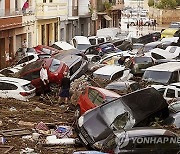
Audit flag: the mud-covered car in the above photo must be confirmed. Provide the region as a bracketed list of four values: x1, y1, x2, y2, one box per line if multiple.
[76, 87, 169, 149]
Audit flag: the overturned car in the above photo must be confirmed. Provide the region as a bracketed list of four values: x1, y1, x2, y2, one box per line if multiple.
[76, 87, 169, 150]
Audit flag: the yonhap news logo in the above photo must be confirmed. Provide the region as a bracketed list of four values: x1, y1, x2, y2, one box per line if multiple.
[132, 136, 180, 144]
[116, 136, 180, 148]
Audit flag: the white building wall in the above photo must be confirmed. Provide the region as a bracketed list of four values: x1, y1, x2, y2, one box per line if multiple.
[78, 0, 89, 15]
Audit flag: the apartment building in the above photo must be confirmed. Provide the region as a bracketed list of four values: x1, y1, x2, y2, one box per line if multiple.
[0, 0, 36, 69]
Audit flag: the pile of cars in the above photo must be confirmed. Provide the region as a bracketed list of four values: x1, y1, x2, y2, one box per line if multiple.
[0, 28, 180, 153]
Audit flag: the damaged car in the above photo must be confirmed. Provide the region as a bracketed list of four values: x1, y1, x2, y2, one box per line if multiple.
[58, 55, 88, 81]
[17, 58, 68, 93]
[102, 128, 180, 153]
[75, 86, 120, 118]
[77, 87, 169, 149]
[0, 77, 36, 101]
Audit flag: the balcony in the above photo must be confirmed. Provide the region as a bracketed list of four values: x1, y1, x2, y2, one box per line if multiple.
[78, 0, 90, 16]
[36, 3, 67, 19]
[0, 16, 22, 31]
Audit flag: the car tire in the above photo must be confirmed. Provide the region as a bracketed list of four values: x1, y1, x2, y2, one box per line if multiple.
[75, 105, 81, 119]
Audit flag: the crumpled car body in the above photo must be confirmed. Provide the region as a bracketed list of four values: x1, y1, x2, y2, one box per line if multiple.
[151, 46, 180, 60]
[76, 87, 169, 149]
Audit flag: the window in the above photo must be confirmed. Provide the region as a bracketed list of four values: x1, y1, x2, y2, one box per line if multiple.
[22, 71, 40, 81]
[88, 88, 99, 102]
[49, 0, 53, 2]
[49, 59, 60, 72]
[169, 46, 177, 53]
[43, 0, 46, 3]
[70, 61, 82, 76]
[166, 89, 175, 98]
[89, 39, 96, 45]
[178, 91, 180, 97]
[94, 94, 104, 106]
[157, 88, 166, 95]
[98, 38, 105, 44]
[17, 55, 34, 65]
[0, 82, 17, 90]
[22, 83, 35, 91]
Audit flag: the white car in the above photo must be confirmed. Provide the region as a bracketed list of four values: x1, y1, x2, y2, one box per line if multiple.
[152, 83, 180, 102]
[0, 66, 22, 77]
[0, 77, 36, 101]
[93, 65, 125, 80]
[51, 41, 75, 50]
[71, 36, 91, 52]
[151, 46, 180, 60]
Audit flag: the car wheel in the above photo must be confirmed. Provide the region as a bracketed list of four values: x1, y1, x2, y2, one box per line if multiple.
[75, 105, 81, 118]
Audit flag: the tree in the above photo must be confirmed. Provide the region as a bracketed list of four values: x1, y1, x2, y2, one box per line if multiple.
[148, 0, 154, 7]
[176, 0, 180, 5]
[157, 0, 177, 9]
[103, 1, 112, 15]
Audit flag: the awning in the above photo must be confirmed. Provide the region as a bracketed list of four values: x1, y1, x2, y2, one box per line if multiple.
[103, 15, 112, 21]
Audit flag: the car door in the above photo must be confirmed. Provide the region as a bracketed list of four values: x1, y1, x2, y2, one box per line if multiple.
[0, 82, 18, 99]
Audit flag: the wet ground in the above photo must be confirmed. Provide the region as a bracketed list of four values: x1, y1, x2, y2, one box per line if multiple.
[0, 75, 179, 154]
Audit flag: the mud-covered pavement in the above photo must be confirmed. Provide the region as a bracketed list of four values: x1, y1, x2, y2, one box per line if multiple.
[0, 75, 179, 154]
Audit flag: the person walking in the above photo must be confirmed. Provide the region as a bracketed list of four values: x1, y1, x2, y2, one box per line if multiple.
[59, 72, 71, 104]
[40, 62, 50, 98]
[22, 39, 28, 57]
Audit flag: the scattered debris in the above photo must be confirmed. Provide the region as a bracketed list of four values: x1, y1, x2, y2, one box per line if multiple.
[18, 121, 35, 127]
[0, 128, 31, 137]
[9, 107, 17, 112]
[32, 107, 43, 112]
[46, 135, 75, 145]
[20, 147, 37, 154]
[0, 121, 3, 127]
[0, 145, 14, 154]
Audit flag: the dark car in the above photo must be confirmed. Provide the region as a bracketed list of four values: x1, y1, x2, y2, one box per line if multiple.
[77, 87, 169, 149]
[17, 58, 68, 93]
[57, 55, 88, 81]
[125, 56, 154, 75]
[133, 32, 161, 44]
[112, 40, 133, 51]
[102, 128, 180, 154]
[105, 80, 141, 94]
[85, 43, 121, 56]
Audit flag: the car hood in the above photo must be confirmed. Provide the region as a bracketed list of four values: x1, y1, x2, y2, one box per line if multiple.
[93, 65, 125, 79]
[83, 111, 113, 143]
[151, 48, 180, 60]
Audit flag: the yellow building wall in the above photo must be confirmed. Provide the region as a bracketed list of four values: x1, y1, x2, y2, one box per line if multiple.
[36, 18, 59, 45]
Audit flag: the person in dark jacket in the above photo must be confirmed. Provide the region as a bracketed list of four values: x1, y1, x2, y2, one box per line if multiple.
[59, 72, 71, 104]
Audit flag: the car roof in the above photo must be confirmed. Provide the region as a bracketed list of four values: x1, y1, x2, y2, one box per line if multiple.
[53, 41, 75, 50]
[88, 86, 120, 98]
[120, 87, 168, 123]
[73, 36, 90, 44]
[93, 65, 125, 76]
[170, 82, 180, 87]
[0, 77, 30, 85]
[146, 62, 180, 72]
[60, 55, 82, 67]
[114, 127, 176, 138]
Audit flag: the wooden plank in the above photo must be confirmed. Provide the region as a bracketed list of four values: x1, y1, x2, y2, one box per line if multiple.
[0, 129, 31, 137]
[0, 145, 14, 154]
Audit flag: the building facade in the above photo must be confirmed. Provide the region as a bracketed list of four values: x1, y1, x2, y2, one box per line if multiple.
[0, 0, 36, 69]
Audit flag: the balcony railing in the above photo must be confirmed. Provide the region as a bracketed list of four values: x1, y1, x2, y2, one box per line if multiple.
[0, 7, 35, 17]
[36, 3, 67, 19]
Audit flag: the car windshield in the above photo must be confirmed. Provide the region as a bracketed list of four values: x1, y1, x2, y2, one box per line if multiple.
[143, 70, 172, 84]
[101, 99, 131, 130]
[42, 48, 52, 55]
[22, 83, 35, 91]
[134, 57, 152, 63]
[49, 59, 61, 72]
[77, 44, 91, 50]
